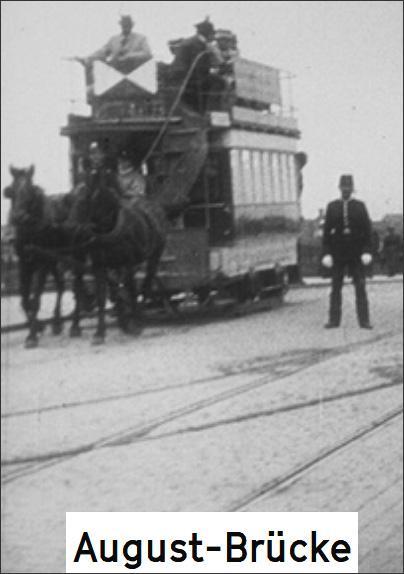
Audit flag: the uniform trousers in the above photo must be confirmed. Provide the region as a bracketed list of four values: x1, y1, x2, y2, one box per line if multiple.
[329, 258, 370, 326]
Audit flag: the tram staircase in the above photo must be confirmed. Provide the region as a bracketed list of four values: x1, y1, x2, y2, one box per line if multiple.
[145, 105, 210, 294]
[146, 53, 214, 215]
[147, 105, 209, 216]
[135, 53, 213, 293]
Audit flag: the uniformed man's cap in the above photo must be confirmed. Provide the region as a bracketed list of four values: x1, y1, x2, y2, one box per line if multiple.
[120, 15, 134, 27]
[215, 29, 235, 40]
[339, 174, 354, 190]
[195, 18, 215, 39]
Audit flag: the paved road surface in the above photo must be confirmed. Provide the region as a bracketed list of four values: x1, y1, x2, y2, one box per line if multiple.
[1, 281, 402, 573]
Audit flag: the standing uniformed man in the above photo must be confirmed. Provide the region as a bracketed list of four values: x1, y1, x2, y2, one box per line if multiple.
[169, 18, 224, 111]
[322, 174, 374, 329]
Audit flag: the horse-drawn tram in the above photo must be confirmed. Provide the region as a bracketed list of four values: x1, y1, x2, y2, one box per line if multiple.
[61, 27, 307, 310]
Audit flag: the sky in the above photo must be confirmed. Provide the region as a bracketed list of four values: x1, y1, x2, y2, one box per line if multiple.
[1, 0, 403, 224]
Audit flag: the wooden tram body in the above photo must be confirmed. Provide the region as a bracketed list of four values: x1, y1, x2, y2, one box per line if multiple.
[61, 39, 306, 305]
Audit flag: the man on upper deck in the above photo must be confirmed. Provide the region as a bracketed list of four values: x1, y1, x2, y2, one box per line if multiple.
[169, 18, 225, 111]
[81, 15, 152, 75]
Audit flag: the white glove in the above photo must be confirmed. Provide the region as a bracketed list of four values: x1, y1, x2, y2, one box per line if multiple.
[321, 254, 333, 268]
[361, 253, 373, 266]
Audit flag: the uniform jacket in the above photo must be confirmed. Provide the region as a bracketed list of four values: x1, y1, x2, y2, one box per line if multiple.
[170, 35, 223, 85]
[322, 198, 372, 261]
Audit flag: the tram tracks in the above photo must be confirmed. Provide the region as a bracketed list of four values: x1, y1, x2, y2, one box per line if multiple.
[2, 332, 402, 485]
[145, 379, 402, 441]
[2, 383, 401, 488]
[227, 405, 403, 511]
[2, 329, 399, 420]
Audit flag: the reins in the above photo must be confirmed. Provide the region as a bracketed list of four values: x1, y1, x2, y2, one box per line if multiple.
[141, 49, 209, 165]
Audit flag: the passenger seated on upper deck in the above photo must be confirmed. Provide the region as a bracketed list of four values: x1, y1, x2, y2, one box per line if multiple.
[79, 15, 152, 75]
[169, 18, 226, 112]
[215, 29, 239, 65]
[214, 29, 239, 93]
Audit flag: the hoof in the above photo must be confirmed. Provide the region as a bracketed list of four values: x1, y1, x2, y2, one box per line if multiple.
[125, 322, 143, 336]
[25, 337, 38, 349]
[92, 334, 105, 345]
[69, 325, 82, 338]
[52, 323, 63, 335]
[36, 322, 45, 334]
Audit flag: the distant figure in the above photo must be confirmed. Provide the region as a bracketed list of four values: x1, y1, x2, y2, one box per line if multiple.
[116, 151, 146, 208]
[169, 17, 224, 111]
[322, 174, 374, 329]
[382, 226, 402, 276]
[80, 15, 152, 75]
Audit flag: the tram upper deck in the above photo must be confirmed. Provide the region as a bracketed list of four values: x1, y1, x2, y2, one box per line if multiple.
[61, 32, 306, 257]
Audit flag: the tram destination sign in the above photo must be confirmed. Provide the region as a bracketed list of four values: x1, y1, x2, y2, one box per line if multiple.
[234, 58, 281, 105]
[93, 99, 165, 121]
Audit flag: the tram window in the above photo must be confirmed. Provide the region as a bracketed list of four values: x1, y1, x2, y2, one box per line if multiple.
[280, 153, 290, 202]
[252, 151, 264, 204]
[285, 153, 295, 202]
[272, 152, 281, 203]
[250, 151, 256, 204]
[236, 149, 244, 204]
[241, 149, 252, 205]
[288, 154, 298, 202]
[230, 149, 242, 205]
[262, 151, 272, 203]
[259, 152, 267, 204]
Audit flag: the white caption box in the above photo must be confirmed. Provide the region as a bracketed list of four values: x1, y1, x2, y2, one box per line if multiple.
[66, 511, 358, 573]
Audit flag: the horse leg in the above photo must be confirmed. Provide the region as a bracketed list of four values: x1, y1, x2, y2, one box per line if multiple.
[25, 267, 47, 348]
[19, 262, 33, 321]
[142, 243, 164, 301]
[51, 265, 64, 335]
[107, 269, 121, 318]
[70, 263, 84, 338]
[124, 267, 140, 335]
[92, 266, 107, 345]
[110, 270, 130, 332]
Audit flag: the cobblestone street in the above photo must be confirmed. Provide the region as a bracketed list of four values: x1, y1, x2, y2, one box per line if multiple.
[1, 280, 403, 573]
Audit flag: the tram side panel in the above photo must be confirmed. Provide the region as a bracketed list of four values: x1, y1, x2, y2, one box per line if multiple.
[157, 137, 302, 298]
[210, 131, 302, 288]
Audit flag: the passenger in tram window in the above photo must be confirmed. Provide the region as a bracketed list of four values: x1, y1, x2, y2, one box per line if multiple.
[116, 150, 146, 208]
[78, 15, 152, 75]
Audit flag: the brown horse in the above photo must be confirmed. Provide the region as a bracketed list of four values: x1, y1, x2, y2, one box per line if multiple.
[3, 166, 71, 347]
[67, 166, 166, 344]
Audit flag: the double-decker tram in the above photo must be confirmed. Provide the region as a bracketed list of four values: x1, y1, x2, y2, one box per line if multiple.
[61, 27, 307, 309]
